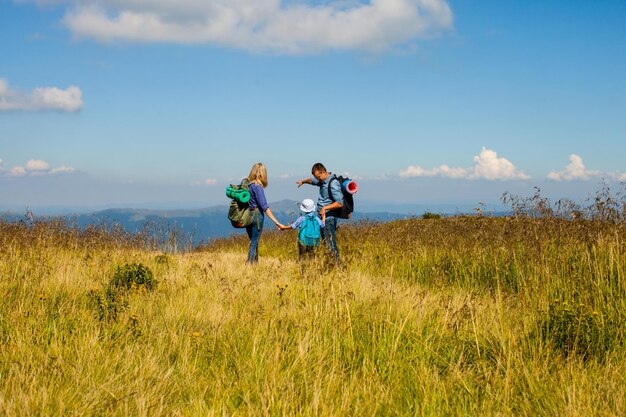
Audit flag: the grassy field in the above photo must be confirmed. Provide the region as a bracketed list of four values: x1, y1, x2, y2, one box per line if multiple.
[1, 210, 625, 415]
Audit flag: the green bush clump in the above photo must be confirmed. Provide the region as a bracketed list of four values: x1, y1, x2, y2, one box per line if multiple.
[422, 212, 442, 219]
[87, 263, 156, 322]
[538, 300, 613, 360]
[154, 254, 171, 265]
[110, 263, 156, 291]
[87, 287, 126, 322]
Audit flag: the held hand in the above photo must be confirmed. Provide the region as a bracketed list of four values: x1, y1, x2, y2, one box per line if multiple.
[296, 180, 304, 188]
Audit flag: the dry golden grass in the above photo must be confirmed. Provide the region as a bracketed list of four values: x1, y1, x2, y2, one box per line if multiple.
[1, 215, 625, 416]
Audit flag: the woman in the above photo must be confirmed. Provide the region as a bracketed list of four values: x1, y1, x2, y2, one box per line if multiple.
[244, 162, 283, 264]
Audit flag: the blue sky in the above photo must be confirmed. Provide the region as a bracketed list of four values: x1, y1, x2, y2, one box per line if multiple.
[1, 0, 625, 212]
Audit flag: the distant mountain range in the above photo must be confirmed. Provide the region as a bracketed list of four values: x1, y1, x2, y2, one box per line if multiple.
[1, 199, 410, 245]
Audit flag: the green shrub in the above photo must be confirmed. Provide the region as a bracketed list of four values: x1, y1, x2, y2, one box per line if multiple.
[538, 300, 613, 360]
[87, 287, 126, 322]
[422, 212, 442, 220]
[154, 254, 171, 265]
[110, 263, 156, 291]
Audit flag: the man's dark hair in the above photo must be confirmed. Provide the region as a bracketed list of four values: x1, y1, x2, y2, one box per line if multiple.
[311, 163, 327, 174]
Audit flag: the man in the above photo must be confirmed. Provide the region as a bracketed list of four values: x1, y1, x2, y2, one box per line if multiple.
[296, 163, 343, 263]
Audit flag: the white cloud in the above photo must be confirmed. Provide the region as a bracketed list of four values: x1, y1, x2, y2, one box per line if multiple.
[471, 148, 531, 180]
[547, 154, 626, 182]
[192, 178, 218, 186]
[50, 166, 76, 174]
[9, 167, 27, 177]
[400, 147, 530, 181]
[22, 0, 453, 54]
[547, 154, 601, 181]
[400, 164, 476, 179]
[0, 78, 83, 112]
[1, 158, 76, 178]
[25, 159, 50, 171]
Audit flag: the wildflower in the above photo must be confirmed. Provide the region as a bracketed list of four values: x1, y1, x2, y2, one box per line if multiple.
[38, 293, 47, 301]
[191, 331, 201, 338]
[275, 283, 288, 296]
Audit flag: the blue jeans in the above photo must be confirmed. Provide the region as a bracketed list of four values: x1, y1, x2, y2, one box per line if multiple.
[245, 211, 264, 264]
[321, 216, 340, 264]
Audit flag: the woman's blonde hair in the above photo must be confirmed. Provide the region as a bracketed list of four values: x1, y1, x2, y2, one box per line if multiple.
[247, 162, 268, 188]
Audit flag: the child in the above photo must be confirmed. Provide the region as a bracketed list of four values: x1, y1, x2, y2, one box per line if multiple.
[279, 199, 325, 260]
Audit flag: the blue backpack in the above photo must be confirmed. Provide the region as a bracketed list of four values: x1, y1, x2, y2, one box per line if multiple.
[298, 213, 321, 247]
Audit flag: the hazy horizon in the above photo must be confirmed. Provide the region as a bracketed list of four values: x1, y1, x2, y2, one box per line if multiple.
[1, 178, 619, 217]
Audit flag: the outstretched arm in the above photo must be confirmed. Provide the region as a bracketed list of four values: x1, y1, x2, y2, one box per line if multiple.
[264, 207, 283, 228]
[296, 178, 313, 188]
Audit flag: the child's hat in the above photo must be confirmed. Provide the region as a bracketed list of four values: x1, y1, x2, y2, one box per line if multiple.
[300, 199, 316, 213]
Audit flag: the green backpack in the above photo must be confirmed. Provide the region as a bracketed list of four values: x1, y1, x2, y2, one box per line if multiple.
[226, 179, 255, 228]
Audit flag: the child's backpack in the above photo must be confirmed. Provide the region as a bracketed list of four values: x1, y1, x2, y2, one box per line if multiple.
[328, 175, 355, 219]
[226, 179, 254, 228]
[298, 213, 321, 247]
